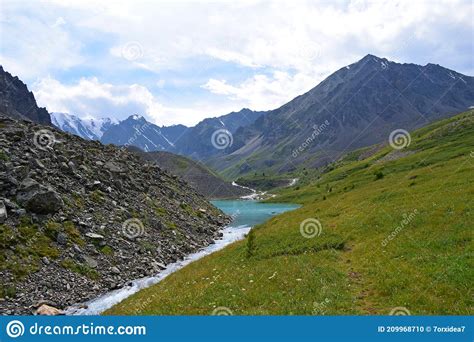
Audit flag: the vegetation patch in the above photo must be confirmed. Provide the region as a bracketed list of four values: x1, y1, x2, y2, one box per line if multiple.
[100, 245, 114, 255]
[0, 221, 59, 279]
[0, 150, 9, 161]
[90, 190, 105, 203]
[61, 258, 99, 279]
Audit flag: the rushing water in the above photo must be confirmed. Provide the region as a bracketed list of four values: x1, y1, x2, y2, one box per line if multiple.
[66, 200, 299, 315]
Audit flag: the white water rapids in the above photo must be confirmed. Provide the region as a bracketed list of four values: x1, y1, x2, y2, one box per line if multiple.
[65, 224, 250, 315]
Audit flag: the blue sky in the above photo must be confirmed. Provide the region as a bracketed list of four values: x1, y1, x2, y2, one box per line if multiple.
[1, 0, 472, 126]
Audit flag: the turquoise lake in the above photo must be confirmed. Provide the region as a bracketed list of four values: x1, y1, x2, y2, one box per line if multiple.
[211, 200, 300, 228]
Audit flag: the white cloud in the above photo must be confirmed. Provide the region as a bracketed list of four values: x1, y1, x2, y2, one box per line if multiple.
[33, 77, 164, 122]
[205, 48, 261, 68]
[33, 77, 234, 126]
[51, 17, 67, 28]
[2, 0, 473, 123]
[16, 0, 471, 74]
[0, 4, 83, 80]
[202, 71, 322, 111]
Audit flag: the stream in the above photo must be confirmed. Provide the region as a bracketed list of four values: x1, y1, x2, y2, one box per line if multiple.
[66, 199, 299, 315]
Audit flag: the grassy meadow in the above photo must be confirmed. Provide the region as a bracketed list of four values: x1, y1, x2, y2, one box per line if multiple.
[106, 111, 473, 315]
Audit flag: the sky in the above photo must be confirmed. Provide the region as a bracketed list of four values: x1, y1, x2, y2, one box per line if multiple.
[0, 0, 473, 126]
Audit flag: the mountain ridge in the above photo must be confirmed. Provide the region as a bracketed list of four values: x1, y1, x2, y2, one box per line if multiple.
[127, 149, 252, 199]
[209, 54, 474, 177]
[51, 112, 118, 140]
[3, 55, 473, 180]
[100, 115, 187, 152]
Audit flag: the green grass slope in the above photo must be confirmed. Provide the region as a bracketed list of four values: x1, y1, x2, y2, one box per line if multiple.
[106, 111, 474, 315]
[129, 150, 252, 199]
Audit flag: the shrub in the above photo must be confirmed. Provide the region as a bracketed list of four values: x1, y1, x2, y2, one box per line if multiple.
[90, 190, 104, 203]
[374, 170, 384, 180]
[61, 258, 99, 279]
[0, 150, 8, 161]
[245, 229, 256, 258]
[100, 245, 114, 255]
[0, 285, 16, 298]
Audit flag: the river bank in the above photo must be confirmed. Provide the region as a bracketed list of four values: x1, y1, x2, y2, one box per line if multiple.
[66, 200, 299, 315]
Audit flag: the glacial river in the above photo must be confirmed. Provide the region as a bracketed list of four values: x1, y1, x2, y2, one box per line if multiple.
[66, 200, 299, 315]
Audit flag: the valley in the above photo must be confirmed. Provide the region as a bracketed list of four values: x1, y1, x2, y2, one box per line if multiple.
[106, 110, 473, 315]
[0, 54, 472, 316]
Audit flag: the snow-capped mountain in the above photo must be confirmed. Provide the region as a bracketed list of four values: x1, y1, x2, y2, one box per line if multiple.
[100, 115, 188, 152]
[50, 112, 118, 140]
[81, 116, 118, 139]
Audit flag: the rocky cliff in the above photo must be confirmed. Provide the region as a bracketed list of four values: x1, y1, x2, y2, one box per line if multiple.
[0, 66, 51, 125]
[0, 114, 229, 314]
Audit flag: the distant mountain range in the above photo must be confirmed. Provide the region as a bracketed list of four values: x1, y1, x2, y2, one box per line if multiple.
[2, 54, 473, 179]
[169, 108, 265, 160]
[50, 108, 264, 156]
[51, 112, 118, 140]
[101, 115, 187, 152]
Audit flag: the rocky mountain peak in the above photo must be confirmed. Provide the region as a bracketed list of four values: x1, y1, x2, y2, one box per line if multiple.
[213, 56, 474, 177]
[0, 66, 51, 125]
[127, 114, 146, 122]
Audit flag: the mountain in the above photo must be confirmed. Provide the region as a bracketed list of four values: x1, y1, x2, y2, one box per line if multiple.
[107, 109, 474, 315]
[0, 66, 51, 125]
[128, 149, 252, 199]
[200, 108, 266, 134]
[80, 116, 118, 139]
[210, 54, 474, 177]
[174, 108, 265, 160]
[97, 108, 263, 158]
[51, 112, 118, 140]
[0, 113, 229, 314]
[157, 123, 189, 145]
[100, 115, 188, 152]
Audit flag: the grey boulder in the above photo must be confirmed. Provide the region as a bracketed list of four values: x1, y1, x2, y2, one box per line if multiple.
[16, 178, 63, 214]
